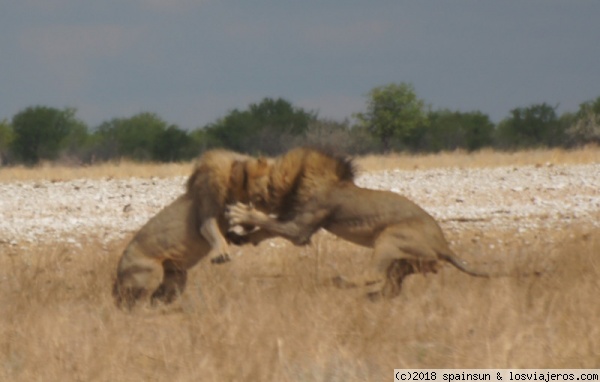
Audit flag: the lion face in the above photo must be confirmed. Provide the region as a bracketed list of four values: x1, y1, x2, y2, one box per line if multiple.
[245, 157, 272, 211]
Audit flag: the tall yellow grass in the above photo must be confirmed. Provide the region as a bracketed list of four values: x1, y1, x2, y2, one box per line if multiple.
[1, 146, 598, 182]
[1, 226, 598, 381]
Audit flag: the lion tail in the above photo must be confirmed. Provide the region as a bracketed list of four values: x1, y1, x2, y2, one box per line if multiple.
[440, 252, 545, 278]
[439, 252, 491, 278]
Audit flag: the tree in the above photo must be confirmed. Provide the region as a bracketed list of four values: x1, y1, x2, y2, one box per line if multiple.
[354, 83, 427, 151]
[188, 127, 223, 153]
[94, 112, 168, 161]
[204, 109, 256, 153]
[495, 103, 565, 149]
[60, 117, 90, 163]
[203, 98, 317, 155]
[152, 126, 197, 162]
[566, 96, 600, 145]
[0, 119, 14, 165]
[11, 106, 87, 164]
[417, 109, 494, 152]
[579, 96, 600, 115]
[248, 98, 314, 136]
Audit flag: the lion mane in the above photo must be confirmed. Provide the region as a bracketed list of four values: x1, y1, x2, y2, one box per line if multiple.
[257, 147, 355, 221]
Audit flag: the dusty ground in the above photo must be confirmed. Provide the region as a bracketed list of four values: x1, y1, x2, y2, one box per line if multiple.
[1, 162, 598, 245]
[1, 154, 599, 381]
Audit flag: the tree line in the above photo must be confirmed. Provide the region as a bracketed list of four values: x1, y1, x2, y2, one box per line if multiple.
[1, 83, 599, 166]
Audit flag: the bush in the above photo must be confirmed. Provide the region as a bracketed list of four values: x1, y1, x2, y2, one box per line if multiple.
[494, 103, 566, 149]
[413, 109, 494, 152]
[566, 97, 600, 146]
[11, 106, 88, 165]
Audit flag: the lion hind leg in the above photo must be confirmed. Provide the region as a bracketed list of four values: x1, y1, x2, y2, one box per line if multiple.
[201, 217, 231, 264]
[369, 259, 419, 300]
[366, 239, 411, 300]
[341, 233, 433, 300]
[151, 260, 188, 305]
[331, 240, 397, 296]
[113, 248, 163, 310]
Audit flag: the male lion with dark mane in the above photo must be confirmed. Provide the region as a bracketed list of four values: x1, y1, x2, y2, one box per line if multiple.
[226, 147, 493, 299]
[112, 150, 270, 309]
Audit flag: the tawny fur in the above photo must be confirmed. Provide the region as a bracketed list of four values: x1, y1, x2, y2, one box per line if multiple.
[113, 151, 271, 309]
[186, 149, 270, 264]
[227, 147, 491, 299]
[113, 194, 208, 309]
[248, 147, 355, 221]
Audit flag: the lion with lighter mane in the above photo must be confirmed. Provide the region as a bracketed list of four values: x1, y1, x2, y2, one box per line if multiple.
[112, 150, 270, 309]
[186, 149, 271, 264]
[226, 147, 494, 299]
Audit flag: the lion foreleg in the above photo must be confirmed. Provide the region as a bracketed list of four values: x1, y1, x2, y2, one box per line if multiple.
[200, 217, 231, 264]
[226, 202, 271, 227]
[230, 228, 279, 246]
[226, 202, 325, 246]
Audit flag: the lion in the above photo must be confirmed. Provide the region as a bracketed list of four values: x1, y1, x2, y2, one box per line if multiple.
[226, 147, 494, 299]
[113, 194, 207, 309]
[113, 152, 271, 309]
[186, 149, 271, 264]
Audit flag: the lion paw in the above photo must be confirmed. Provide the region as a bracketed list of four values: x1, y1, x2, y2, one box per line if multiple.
[210, 253, 231, 265]
[226, 231, 250, 245]
[225, 202, 251, 226]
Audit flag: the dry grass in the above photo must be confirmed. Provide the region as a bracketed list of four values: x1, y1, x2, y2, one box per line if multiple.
[1, 146, 598, 182]
[0, 160, 193, 182]
[1, 224, 599, 381]
[357, 146, 600, 172]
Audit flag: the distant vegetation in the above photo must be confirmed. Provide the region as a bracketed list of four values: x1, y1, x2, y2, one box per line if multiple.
[1, 83, 599, 165]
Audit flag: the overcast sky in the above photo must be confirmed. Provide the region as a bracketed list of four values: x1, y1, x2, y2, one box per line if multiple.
[2, 1, 599, 130]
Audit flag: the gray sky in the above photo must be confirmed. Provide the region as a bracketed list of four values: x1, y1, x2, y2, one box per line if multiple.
[2, 1, 599, 130]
